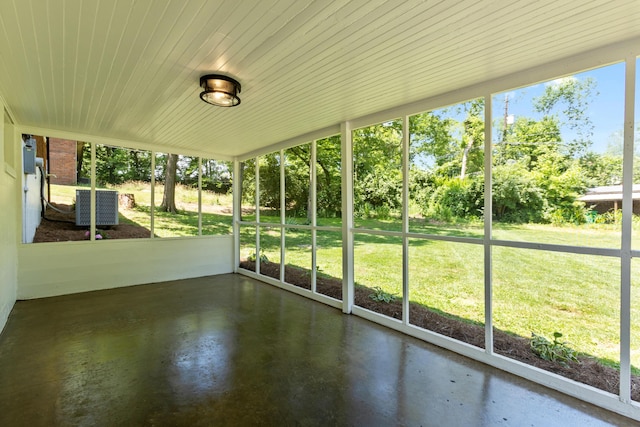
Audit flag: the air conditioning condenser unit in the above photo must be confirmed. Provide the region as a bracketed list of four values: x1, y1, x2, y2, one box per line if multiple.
[75, 190, 119, 226]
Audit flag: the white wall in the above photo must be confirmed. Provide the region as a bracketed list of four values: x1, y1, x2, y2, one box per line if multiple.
[0, 109, 18, 334]
[21, 164, 42, 243]
[17, 235, 233, 299]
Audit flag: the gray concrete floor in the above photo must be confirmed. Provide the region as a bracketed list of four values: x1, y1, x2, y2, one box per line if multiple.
[0, 274, 634, 426]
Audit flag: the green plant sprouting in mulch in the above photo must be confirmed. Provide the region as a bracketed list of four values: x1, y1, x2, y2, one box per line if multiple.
[531, 331, 580, 366]
[369, 286, 397, 303]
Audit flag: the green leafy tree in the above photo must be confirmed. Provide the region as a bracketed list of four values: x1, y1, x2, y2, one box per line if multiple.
[533, 76, 597, 157]
[458, 99, 485, 179]
[409, 99, 484, 179]
[495, 117, 562, 169]
[284, 145, 312, 219]
[316, 136, 342, 218]
[258, 153, 281, 212]
[353, 120, 403, 217]
[492, 163, 545, 222]
[201, 159, 232, 193]
[579, 152, 622, 187]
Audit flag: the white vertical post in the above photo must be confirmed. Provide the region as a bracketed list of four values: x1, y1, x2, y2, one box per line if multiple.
[311, 140, 318, 293]
[150, 152, 155, 238]
[484, 95, 494, 353]
[233, 159, 241, 272]
[90, 143, 96, 241]
[341, 121, 354, 313]
[620, 56, 635, 403]
[255, 157, 261, 276]
[280, 149, 286, 283]
[198, 157, 202, 236]
[402, 115, 410, 325]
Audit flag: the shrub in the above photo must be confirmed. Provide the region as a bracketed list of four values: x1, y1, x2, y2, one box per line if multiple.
[530, 332, 579, 366]
[492, 164, 545, 223]
[369, 287, 397, 303]
[419, 176, 483, 221]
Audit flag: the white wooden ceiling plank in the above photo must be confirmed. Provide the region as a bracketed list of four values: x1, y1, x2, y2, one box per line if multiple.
[79, 1, 127, 130]
[20, 0, 54, 124]
[43, 0, 67, 126]
[231, 0, 384, 75]
[3, 0, 640, 157]
[94, 0, 166, 130]
[210, 0, 325, 81]
[130, 1, 316, 139]
[89, 0, 192, 131]
[239, 0, 478, 107]
[101, 1, 217, 131]
[67, 0, 90, 127]
[135, 1, 350, 142]
[0, 1, 35, 122]
[122, 1, 246, 137]
[241, 0, 624, 122]
[239, 0, 409, 90]
[89, 1, 210, 133]
[0, 0, 46, 121]
[73, 1, 107, 131]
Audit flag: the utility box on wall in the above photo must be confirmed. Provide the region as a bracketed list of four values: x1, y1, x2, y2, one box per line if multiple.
[75, 190, 119, 226]
[23, 145, 36, 174]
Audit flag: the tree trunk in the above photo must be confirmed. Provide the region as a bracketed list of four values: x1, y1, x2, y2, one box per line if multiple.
[76, 142, 85, 183]
[460, 137, 473, 180]
[160, 153, 178, 213]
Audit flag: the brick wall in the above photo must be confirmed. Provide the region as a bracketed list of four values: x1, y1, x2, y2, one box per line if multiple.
[48, 138, 77, 185]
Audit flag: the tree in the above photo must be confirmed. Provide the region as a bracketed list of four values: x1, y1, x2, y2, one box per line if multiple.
[533, 76, 597, 157]
[492, 163, 545, 222]
[409, 99, 484, 179]
[494, 116, 562, 170]
[316, 136, 342, 217]
[353, 120, 403, 217]
[459, 99, 484, 179]
[258, 153, 281, 211]
[159, 153, 178, 213]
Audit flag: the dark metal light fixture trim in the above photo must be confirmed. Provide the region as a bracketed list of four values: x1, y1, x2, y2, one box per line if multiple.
[199, 74, 241, 107]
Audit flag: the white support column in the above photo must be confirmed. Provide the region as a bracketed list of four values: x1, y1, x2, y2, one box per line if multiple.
[311, 140, 318, 293]
[90, 143, 96, 241]
[341, 121, 354, 314]
[232, 159, 241, 272]
[484, 94, 494, 353]
[197, 157, 202, 236]
[619, 56, 635, 403]
[402, 115, 410, 325]
[150, 152, 156, 238]
[280, 149, 286, 283]
[255, 157, 261, 276]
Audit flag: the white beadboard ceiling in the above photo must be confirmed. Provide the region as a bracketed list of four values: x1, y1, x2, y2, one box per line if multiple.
[1, 0, 640, 159]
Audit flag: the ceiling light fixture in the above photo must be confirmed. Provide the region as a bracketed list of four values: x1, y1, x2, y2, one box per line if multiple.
[199, 74, 241, 107]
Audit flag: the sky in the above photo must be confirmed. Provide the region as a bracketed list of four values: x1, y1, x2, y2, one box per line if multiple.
[491, 61, 629, 154]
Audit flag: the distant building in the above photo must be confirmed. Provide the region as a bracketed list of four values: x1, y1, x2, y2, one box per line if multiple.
[578, 184, 640, 215]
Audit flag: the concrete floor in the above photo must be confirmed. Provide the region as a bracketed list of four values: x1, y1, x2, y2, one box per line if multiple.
[0, 274, 634, 426]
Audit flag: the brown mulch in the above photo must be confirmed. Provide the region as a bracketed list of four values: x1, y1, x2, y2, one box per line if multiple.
[33, 203, 151, 242]
[240, 260, 640, 401]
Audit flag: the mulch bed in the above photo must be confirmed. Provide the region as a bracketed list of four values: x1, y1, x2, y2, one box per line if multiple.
[240, 260, 640, 401]
[33, 203, 151, 242]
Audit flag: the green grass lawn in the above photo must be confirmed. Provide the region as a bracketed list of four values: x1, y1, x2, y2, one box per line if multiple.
[252, 220, 640, 374]
[49, 183, 640, 372]
[49, 182, 233, 236]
